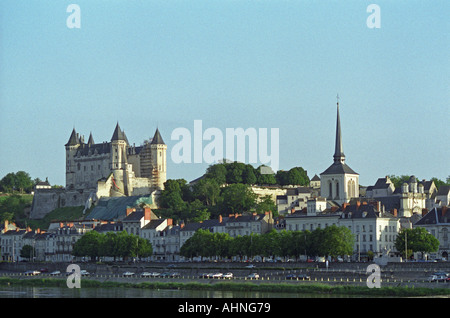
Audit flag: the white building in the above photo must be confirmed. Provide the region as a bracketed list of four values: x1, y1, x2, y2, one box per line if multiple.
[414, 206, 450, 260]
[285, 201, 400, 260]
[320, 100, 359, 205]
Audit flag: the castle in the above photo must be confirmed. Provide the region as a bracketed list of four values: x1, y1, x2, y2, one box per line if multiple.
[30, 124, 166, 219]
[65, 123, 166, 195]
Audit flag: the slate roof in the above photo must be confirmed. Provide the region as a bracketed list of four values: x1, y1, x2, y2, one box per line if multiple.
[86, 195, 153, 221]
[437, 185, 450, 196]
[111, 123, 129, 143]
[415, 207, 450, 225]
[65, 128, 80, 146]
[151, 128, 165, 145]
[321, 162, 358, 175]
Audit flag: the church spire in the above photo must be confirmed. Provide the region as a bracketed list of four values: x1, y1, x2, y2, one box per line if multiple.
[333, 95, 345, 164]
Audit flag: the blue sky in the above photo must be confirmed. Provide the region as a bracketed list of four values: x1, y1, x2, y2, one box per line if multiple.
[1, 0, 449, 187]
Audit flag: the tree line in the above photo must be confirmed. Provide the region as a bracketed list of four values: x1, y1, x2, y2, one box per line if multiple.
[180, 226, 355, 261]
[0, 171, 63, 194]
[72, 230, 153, 261]
[156, 162, 310, 223]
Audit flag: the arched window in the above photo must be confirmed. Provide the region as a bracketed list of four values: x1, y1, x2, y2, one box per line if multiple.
[336, 182, 340, 199]
[328, 182, 332, 199]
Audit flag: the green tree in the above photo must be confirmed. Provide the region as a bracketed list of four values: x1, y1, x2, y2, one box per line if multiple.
[220, 183, 257, 214]
[158, 179, 187, 211]
[193, 178, 220, 206]
[205, 163, 227, 185]
[256, 165, 277, 185]
[225, 162, 245, 184]
[287, 167, 309, 186]
[256, 195, 277, 217]
[275, 170, 290, 186]
[242, 164, 257, 185]
[72, 231, 103, 261]
[395, 227, 440, 259]
[20, 244, 35, 260]
[321, 225, 354, 258]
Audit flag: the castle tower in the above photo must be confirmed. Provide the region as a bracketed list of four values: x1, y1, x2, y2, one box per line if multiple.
[110, 123, 128, 170]
[110, 123, 129, 195]
[65, 128, 81, 189]
[150, 128, 167, 190]
[320, 97, 359, 205]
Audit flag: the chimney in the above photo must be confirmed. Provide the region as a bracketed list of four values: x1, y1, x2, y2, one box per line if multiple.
[26, 226, 31, 232]
[4, 220, 8, 231]
[144, 207, 152, 222]
[37, 228, 41, 234]
[356, 201, 361, 208]
[442, 206, 448, 217]
[60, 222, 64, 228]
[422, 209, 428, 217]
[291, 207, 295, 214]
[218, 215, 223, 223]
[362, 201, 367, 205]
[393, 209, 397, 217]
[342, 202, 349, 210]
[167, 218, 173, 226]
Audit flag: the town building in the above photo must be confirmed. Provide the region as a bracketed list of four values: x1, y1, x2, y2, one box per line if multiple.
[414, 206, 450, 260]
[276, 187, 317, 215]
[285, 200, 400, 260]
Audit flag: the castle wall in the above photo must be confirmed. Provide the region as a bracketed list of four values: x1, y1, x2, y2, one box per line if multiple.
[30, 188, 92, 219]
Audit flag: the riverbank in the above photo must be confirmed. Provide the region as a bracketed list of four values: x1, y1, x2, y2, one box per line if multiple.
[0, 276, 449, 298]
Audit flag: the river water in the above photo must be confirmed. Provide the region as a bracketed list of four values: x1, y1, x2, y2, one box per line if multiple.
[0, 286, 359, 298]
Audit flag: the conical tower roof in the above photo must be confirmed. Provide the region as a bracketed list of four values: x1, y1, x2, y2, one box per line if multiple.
[150, 128, 165, 145]
[87, 132, 94, 146]
[333, 101, 345, 164]
[65, 128, 79, 146]
[111, 123, 128, 143]
[321, 98, 358, 176]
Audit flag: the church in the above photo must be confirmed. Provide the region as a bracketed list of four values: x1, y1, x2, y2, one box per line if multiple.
[320, 99, 359, 205]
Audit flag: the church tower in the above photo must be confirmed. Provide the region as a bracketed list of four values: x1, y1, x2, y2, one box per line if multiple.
[320, 97, 359, 205]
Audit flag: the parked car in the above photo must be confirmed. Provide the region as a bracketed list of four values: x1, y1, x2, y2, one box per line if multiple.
[212, 273, 223, 279]
[140, 272, 152, 277]
[222, 273, 233, 279]
[50, 270, 61, 276]
[80, 270, 90, 276]
[247, 273, 259, 279]
[23, 270, 39, 276]
[285, 274, 297, 280]
[170, 272, 180, 278]
[123, 271, 135, 277]
[245, 264, 256, 269]
[297, 274, 311, 280]
[150, 272, 161, 277]
[39, 268, 49, 273]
